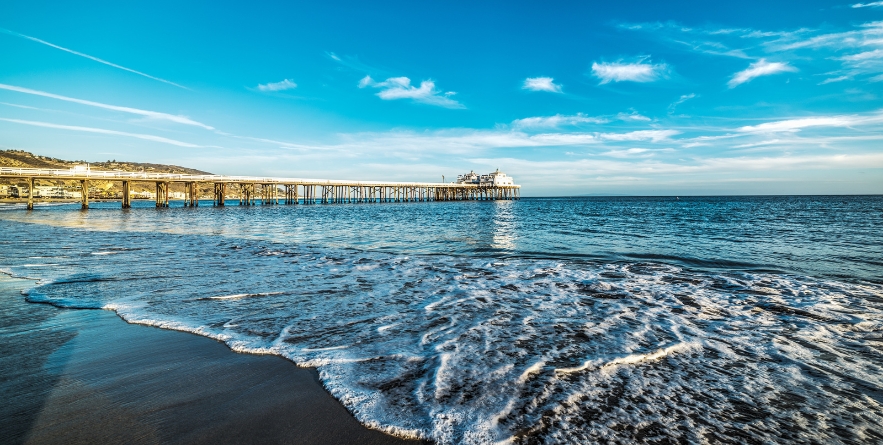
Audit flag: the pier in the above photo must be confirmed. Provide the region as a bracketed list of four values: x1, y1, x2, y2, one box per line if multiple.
[0, 167, 520, 210]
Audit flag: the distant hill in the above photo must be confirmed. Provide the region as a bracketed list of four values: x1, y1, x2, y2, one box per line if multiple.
[0, 150, 215, 198]
[0, 150, 213, 175]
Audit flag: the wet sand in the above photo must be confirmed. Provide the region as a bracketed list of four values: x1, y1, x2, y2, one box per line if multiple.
[0, 276, 427, 445]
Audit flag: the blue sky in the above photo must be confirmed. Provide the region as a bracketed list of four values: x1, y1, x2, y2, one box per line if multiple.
[1, 0, 882, 195]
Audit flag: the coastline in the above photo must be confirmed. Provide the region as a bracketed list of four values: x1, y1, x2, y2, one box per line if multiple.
[0, 275, 428, 445]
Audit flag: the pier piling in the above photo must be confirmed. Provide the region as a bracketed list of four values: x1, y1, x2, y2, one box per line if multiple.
[122, 181, 130, 208]
[27, 177, 34, 210]
[80, 179, 89, 209]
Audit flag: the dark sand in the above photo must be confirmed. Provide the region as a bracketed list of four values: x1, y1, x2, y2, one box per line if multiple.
[0, 276, 427, 445]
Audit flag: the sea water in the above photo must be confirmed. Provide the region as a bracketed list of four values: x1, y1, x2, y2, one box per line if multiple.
[1, 196, 881, 444]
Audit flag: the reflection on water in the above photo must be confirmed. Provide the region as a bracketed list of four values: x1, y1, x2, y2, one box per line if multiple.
[491, 200, 516, 251]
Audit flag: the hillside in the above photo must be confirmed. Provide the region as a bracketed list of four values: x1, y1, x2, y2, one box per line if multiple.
[0, 150, 213, 175]
[0, 150, 215, 198]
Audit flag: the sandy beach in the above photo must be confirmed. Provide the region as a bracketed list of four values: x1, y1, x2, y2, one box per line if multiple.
[0, 276, 427, 445]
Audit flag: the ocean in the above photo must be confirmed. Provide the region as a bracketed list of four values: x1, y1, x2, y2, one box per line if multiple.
[1, 196, 881, 444]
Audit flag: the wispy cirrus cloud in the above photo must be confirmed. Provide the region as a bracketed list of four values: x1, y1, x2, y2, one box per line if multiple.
[600, 148, 653, 158]
[257, 79, 297, 92]
[737, 111, 883, 133]
[326, 52, 389, 75]
[522, 77, 563, 93]
[771, 22, 883, 51]
[599, 129, 679, 142]
[620, 20, 883, 83]
[591, 59, 668, 84]
[841, 49, 883, 62]
[619, 21, 802, 40]
[838, 48, 883, 77]
[0, 118, 204, 147]
[819, 75, 850, 85]
[511, 111, 651, 129]
[511, 113, 607, 129]
[617, 111, 651, 121]
[0, 27, 187, 90]
[0, 83, 214, 129]
[358, 76, 463, 109]
[668, 93, 696, 113]
[616, 22, 767, 59]
[852, 1, 883, 7]
[728, 59, 797, 88]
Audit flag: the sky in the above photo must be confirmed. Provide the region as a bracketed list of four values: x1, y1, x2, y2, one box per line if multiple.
[1, 0, 882, 196]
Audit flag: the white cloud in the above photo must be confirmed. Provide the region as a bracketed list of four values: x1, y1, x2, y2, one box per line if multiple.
[601, 148, 652, 158]
[0, 83, 214, 129]
[358, 76, 464, 108]
[512, 111, 651, 128]
[0, 27, 187, 89]
[733, 139, 783, 149]
[679, 134, 741, 148]
[591, 60, 668, 84]
[622, 20, 883, 83]
[357, 76, 374, 88]
[621, 19, 883, 85]
[599, 129, 679, 142]
[617, 111, 651, 121]
[728, 59, 798, 88]
[328, 52, 386, 75]
[852, 1, 883, 7]
[838, 49, 883, 76]
[668, 93, 696, 113]
[522, 77, 563, 93]
[771, 21, 883, 51]
[737, 112, 883, 132]
[819, 75, 850, 84]
[841, 49, 883, 61]
[674, 40, 753, 59]
[0, 118, 204, 147]
[257, 79, 297, 92]
[511, 113, 607, 128]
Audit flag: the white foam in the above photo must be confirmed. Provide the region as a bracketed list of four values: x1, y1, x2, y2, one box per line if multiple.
[301, 345, 350, 352]
[601, 342, 699, 370]
[205, 291, 284, 300]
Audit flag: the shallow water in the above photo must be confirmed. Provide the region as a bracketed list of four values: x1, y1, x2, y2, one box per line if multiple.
[1, 196, 882, 444]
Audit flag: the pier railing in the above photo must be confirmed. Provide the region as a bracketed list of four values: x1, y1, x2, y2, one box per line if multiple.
[0, 167, 520, 209]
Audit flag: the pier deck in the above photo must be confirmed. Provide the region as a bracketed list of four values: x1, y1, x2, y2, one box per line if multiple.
[0, 167, 520, 209]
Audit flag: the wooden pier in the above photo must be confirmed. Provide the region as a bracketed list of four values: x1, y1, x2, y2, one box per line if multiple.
[0, 167, 520, 210]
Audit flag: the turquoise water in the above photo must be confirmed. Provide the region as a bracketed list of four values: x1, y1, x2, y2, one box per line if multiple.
[1, 196, 881, 443]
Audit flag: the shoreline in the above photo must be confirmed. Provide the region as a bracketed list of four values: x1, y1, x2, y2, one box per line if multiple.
[0, 275, 428, 445]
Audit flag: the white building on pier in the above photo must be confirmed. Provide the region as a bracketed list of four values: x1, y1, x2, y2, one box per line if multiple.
[456, 169, 514, 186]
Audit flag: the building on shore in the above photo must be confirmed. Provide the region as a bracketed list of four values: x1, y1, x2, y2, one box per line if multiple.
[132, 191, 156, 200]
[456, 169, 514, 187]
[7, 185, 83, 199]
